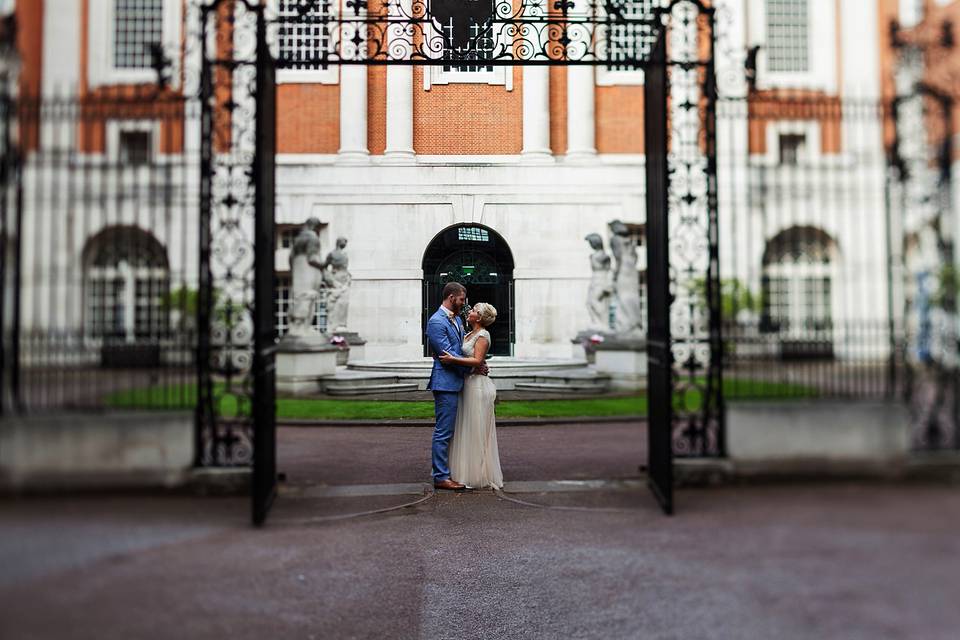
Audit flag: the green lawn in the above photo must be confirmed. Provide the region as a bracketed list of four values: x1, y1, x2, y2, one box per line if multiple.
[105, 377, 817, 420]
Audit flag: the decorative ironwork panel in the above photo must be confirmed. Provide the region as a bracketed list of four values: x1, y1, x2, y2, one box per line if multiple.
[662, 1, 722, 457]
[263, 0, 671, 67]
[192, 0, 269, 467]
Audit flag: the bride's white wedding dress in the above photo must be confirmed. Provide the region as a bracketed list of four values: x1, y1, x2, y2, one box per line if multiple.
[449, 329, 504, 490]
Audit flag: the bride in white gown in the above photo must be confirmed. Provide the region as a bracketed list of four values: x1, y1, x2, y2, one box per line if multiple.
[438, 302, 504, 490]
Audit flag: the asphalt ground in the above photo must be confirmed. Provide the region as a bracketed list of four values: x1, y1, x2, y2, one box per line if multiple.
[277, 423, 647, 487]
[2, 423, 959, 639]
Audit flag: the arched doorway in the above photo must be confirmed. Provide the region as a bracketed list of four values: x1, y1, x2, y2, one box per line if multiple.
[421, 224, 515, 356]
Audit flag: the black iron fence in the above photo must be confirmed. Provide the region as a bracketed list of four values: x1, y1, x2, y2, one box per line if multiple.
[715, 92, 959, 449]
[0, 82, 956, 454]
[0, 90, 202, 414]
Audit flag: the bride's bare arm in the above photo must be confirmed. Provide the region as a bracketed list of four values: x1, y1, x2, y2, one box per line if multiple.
[438, 336, 489, 368]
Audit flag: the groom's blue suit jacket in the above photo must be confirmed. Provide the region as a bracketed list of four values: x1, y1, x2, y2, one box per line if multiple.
[426, 307, 471, 392]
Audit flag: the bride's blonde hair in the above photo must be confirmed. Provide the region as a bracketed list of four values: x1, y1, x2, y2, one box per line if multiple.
[472, 302, 498, 327]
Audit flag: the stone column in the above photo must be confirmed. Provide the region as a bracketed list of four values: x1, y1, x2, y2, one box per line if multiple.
[521, 66, 552, 162]
[337, 67, 369, 163]
[384, 67, 415, 163]
[566, 66, 597, 162]
[383, 0, 415, 163]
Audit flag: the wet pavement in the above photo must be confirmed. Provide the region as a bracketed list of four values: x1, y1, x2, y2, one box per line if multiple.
[2, 423, 959, 639]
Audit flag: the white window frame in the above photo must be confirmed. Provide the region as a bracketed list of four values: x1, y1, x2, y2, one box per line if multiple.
[424, 0, 512, 90]
[107, 119, 162, 162]
[88, 0, 183, 88]
[763, 262, 834, 336]
[265, 0, 339, 85]
[759, 119, 822, 166]
[750, 0, 836, 92]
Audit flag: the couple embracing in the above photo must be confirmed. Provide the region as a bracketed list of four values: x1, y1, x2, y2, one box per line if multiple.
[426, 282, 504, 492]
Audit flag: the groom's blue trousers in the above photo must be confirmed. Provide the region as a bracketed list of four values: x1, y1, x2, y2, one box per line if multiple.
[432, 391, 459, 481]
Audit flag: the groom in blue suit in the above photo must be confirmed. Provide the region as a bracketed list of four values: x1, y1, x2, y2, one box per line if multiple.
[426, 281, 486, 490]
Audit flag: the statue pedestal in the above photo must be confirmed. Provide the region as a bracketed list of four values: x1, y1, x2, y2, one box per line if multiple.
[571, 330, 617, 364]
[276, 334, 340, 395]
[330, 331, 367, 365]
[593, 337, 647, 391]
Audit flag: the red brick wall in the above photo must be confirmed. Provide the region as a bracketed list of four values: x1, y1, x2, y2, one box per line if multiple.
[596, 85, 645, 153]
[276, 84, 340, 154]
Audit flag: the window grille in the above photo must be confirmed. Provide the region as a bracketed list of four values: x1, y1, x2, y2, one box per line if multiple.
[113, 0, 164, 70]
[606, 0, 656, 72]
[433, 0, 495, 73]
[458, 227, 490, 242]
[275, 274, 327, 337]
[277, 0, 332, 70]
[765, 0, 809, 73]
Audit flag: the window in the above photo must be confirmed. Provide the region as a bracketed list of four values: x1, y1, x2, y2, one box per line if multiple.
[280, 230, 296, 249]
[270, 0, 338, 83]
[606, 0, 656, 72]
[761, 226, 835, 336]
[119, 130, 152, 166]
[762, 275, 831, 332]
[426, 0, 511, 88]
[275, 274, 327, 338]
[84, 227, 170, 341]
[438, 6, 494, 74]
[277, 0, 332, 70]
[113, 0, 164, 70]
[765, 0, 809, 73]
[778, 133, 805, 166]
[458, 227, 490, 242]
[89, 0, 181, 88]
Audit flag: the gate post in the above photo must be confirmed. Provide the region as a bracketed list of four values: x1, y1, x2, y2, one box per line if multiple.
[644, 32, 673, 515]
[252, 11, 278, 526]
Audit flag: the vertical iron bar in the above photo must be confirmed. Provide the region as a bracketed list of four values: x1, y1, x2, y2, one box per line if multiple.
[252, 7, 278, 526]
[704, 9, 724, 456]
[196, 7, 214, 468]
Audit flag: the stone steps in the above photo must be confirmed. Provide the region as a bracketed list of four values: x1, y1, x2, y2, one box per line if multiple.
[513, 381, 609, 393]
[313, 358, 614, 398]
[325, 382, 420, 396]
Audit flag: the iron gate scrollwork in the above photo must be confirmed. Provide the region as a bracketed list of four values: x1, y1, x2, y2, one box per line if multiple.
[265, 0, 665, 67]
[190, 0, 278, 523]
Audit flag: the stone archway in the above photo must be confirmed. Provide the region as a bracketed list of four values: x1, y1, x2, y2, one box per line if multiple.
[421, 224, 515, 357]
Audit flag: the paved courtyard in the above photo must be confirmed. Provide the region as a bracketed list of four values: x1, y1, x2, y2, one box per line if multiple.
[2, 423, 959, 639]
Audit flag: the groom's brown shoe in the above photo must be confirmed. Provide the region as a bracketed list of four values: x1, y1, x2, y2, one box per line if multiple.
[434, 479, 466, 491]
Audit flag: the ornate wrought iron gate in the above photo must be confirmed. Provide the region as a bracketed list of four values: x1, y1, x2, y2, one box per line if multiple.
[192, 1, 278, 524]
[252, 0, 722, 519]
[641, 2, 721, 514]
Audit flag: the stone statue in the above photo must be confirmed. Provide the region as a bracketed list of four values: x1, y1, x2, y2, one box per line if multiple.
[609, 219, 643, 337]
[322, 236, 352, 333]
[585, 233, 614, 331]
[287, 218, 326, 337]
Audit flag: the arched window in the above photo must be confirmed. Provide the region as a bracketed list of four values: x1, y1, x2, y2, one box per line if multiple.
[761, 226, 837, 336]
[83, 226, 170, 342]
